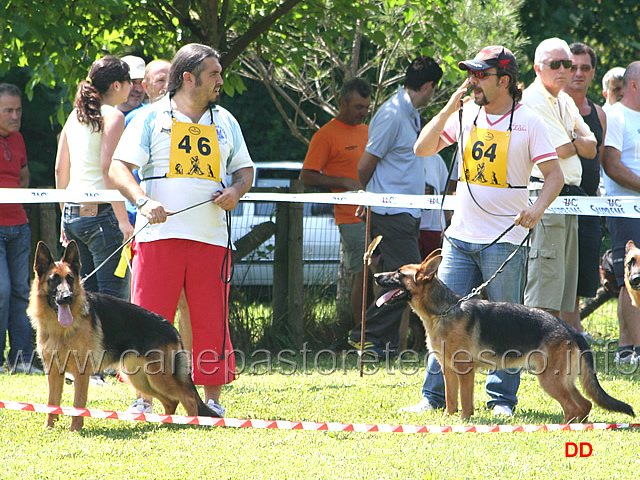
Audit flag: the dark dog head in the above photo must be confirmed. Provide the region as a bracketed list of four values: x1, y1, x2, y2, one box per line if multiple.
[374, 249, 443, 308]
[34, 241, 82, 328]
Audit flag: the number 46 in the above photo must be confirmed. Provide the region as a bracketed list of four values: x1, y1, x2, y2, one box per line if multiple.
[178, 135, 212, 155]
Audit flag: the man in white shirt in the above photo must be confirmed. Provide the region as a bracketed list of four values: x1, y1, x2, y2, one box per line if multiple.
[522, 38, 597, 318]
[601, 61, 640, 365]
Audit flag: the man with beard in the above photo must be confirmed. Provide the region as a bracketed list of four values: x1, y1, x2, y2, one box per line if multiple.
[403, 46, 564, 417]
[109, 44, 254, 417]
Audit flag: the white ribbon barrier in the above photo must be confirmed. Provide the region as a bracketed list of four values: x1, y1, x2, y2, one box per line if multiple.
[2, 188, 640, 218]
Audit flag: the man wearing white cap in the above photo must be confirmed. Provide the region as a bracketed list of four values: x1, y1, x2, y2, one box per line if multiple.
[118, 55, 146, 121]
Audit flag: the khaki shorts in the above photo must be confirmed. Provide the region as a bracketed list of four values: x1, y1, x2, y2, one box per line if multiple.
[524, 205, 579, 312]
[338, 221, 366, 275]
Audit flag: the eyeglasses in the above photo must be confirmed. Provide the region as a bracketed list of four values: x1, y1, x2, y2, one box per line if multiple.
[467, 70, 499, 80]
[544, 59, 573, 70]
[570, 64, 593, 73]
[0, 137, 11, 162]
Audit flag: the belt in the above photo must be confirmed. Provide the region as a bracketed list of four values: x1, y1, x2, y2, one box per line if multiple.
[529, 176, 544, 183]
[64, 203, 112, 217]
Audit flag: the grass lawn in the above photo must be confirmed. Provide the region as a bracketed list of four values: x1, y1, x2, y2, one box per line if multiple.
[1, 299, 639, 479]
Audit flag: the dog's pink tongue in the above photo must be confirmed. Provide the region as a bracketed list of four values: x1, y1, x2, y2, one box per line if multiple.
[58, 304, 74, 327]
[376, 289, 401, 308]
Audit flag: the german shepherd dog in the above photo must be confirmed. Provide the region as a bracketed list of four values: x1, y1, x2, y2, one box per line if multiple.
[624, 240, 640, 308]
[375, 251, 635, 422]
[27, 241, 219, 431]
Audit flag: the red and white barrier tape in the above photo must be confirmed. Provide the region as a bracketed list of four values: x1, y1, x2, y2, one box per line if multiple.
[2, 400, 639, 433]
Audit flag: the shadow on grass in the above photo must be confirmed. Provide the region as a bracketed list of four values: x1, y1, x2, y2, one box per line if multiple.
[80, 421, 203, 439]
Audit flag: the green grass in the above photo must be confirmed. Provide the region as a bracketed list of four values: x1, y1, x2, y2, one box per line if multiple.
[1, 300, 639, 479]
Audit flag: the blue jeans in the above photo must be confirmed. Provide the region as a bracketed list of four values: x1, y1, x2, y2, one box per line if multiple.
[422, 238, 527, 409]
[63, 205, 125, 298]
[0, 223, 35, 366]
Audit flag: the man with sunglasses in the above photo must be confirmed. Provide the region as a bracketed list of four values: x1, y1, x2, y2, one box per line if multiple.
[404, 46, 564, 417]
[559, 42, 607, 339]
[522, 38, 597, 321]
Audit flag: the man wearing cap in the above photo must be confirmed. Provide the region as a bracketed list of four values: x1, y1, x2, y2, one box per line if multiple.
[118, 55, 146, 122]
[522, 38, 597, 320]
[403, 46, 564, 417]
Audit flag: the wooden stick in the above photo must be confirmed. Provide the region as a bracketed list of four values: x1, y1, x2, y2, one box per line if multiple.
[360, 208, 382, 377]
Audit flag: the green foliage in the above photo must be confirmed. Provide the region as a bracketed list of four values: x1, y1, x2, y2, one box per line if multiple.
[241, 0, 528, 144]
[520, 0, 640, 94]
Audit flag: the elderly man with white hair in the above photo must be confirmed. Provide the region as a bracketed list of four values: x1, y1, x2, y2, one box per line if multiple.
[602, 66, 625, 110]
[522, 37, 597, 318]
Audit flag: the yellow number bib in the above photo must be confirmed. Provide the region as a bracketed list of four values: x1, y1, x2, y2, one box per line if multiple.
[461, 126, 511, 188]
[169, 119, 222, 181]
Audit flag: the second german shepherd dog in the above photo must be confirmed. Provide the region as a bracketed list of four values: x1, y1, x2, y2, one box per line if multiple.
[375, 251, 635, 422]
[624, 240, 640, 308]
[27, 241, 219, 431]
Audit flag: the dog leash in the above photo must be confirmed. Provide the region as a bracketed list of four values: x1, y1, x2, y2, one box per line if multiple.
[439, 231, 531, 318]
[80, 197, 217, 285]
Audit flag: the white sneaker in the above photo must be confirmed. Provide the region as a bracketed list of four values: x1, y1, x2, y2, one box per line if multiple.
[614, 351, 635, 365]
[127, 398, 153, 414]
[492, 404, 514, 417]
[398, 398, 438, 413]
[90, 375, 109, 386]
[206, 398, 226, 417]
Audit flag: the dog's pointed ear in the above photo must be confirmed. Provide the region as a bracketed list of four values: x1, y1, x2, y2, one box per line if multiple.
[34, 241, 54, 278]
[62, 240, 82, 275]
[416, 253, 442, 281]
[423, 248, 442, 263]
[626, 240, 636, 254]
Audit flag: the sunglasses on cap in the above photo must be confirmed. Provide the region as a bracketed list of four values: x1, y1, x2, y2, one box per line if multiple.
[544, 59, 573, 70]
[467, 70, 499, 80]
[570, 64, 593, 73]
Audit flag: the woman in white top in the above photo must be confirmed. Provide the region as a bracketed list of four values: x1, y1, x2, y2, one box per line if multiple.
[55, 56, 134, 298]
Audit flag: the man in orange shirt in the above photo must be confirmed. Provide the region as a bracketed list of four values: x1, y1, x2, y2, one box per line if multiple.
[300, 78, 371, 325]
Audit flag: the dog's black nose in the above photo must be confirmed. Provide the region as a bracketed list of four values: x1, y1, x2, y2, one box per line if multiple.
[57, 293, 74, 305]
[630, 274, 640, 289]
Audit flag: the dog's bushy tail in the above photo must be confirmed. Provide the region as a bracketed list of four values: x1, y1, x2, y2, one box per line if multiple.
[576, 334, 635, 417]
[196, 394, 221, 417]
[182, 375, 221, 418]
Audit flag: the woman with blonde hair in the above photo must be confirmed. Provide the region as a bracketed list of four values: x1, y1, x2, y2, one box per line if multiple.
[55, 55, 134, 298]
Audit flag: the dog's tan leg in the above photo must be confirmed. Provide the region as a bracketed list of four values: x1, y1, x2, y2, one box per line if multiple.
[69, 370, 90, 432]
[45, 370, 65, 428]
[442, 365, 459, 415]
[537, 368, 583, 423]
[457, 365, 475, 419]
[567, 382, 592, 422]
[566, 352, 592, 421]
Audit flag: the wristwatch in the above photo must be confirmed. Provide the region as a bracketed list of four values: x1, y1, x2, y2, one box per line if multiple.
[135, 197, 150, 209]
[570, 131, 577, 142]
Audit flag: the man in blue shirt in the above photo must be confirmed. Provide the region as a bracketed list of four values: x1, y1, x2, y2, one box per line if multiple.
[349, 57, 443, 355]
